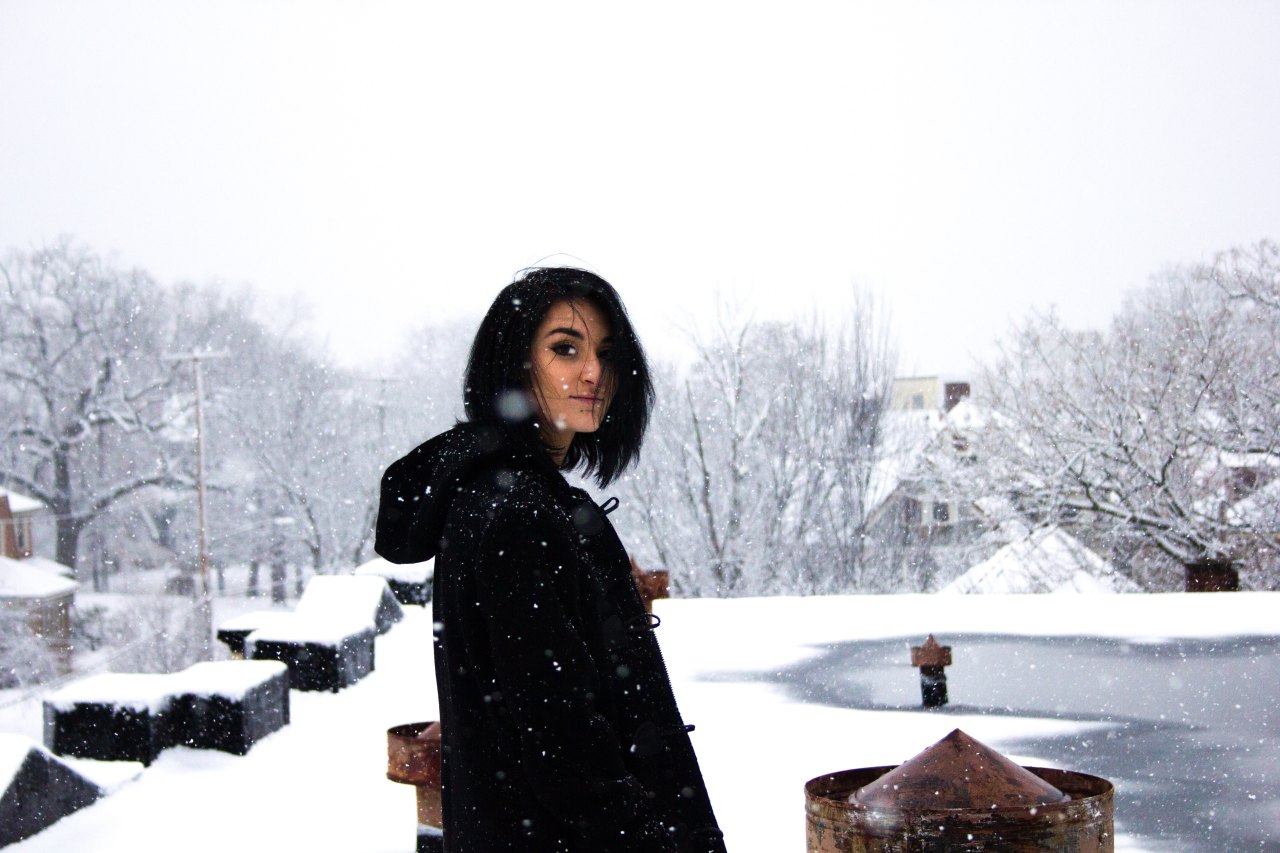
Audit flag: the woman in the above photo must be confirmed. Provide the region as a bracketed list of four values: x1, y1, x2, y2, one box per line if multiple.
[375, 268, 727, 853]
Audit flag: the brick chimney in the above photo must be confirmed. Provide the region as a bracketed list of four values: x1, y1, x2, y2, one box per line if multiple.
[943, 382, 971, 413]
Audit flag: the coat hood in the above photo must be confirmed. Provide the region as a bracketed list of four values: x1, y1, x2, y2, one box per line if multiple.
[375, 422, 553, 565]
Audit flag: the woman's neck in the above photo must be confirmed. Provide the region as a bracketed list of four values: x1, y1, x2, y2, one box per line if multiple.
[538, 424, 571, 466]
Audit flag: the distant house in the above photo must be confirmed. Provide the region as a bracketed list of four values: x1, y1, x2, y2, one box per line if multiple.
[867, 377, 981, 546]
[1225, 470, 1280, 587]
[890, 375, 972, 414]
[0, 489, 42, 560]
[0, 490, 78, 677]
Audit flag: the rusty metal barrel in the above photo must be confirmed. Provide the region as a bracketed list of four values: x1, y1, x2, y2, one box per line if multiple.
[805, 729, 1114, 852]
[387, 721, 443, 853]
[630, 558, 670, 614]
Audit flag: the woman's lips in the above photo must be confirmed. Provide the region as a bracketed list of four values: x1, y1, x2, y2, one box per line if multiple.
[571, 396, 602, 404]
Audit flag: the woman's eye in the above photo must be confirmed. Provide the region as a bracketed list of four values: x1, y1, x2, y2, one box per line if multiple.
[550, 342, 578, 357]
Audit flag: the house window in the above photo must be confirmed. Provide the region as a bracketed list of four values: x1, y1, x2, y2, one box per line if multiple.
[903, 498, 922, 526]
[932, 502, 951, 523]
[14, 519, 30, 555]
[911, 393, 925, 410]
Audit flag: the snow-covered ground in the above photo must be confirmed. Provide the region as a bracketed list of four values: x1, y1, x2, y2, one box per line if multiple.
[3, 591, 1277, 851]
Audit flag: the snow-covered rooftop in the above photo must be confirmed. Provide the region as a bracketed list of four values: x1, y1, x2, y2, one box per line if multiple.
[940, 526, 1140, 595]
[5, 592, 1279, 851]
[867, 400, 995, 514]
[216, 609, 292, 634]
[245, 616, 373, 649]
[0, 732, 40, 793]
[12, 556, 73, 578]
[44, 673, 174, 714]
[354, 556, 433, 585]
[0, 556, 79, 599]
[171, 661, 289, 702]
[294, 574, 393, 625]
[0, 489, 43, 515]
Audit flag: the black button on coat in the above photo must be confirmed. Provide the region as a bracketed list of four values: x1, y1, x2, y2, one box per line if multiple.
[376, 424, 727, 853]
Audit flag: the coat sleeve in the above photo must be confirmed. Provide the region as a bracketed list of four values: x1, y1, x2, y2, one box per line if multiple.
[474, 498, 679, 853]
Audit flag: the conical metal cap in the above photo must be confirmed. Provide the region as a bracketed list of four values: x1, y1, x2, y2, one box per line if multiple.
[852, 729, 1069, 809]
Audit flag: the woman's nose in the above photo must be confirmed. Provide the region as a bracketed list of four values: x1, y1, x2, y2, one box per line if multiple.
[581, 353, 600, 384]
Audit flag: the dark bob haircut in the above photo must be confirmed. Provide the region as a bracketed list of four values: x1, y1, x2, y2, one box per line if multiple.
[463, 267, 654, 487]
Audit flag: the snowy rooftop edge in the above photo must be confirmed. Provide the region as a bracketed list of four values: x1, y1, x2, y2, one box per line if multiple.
[0, 555, 79, 598]
[0, 488, 44, 513]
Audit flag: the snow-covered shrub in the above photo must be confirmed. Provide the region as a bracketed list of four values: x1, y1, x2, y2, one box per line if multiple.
[0, 608, 59, 688]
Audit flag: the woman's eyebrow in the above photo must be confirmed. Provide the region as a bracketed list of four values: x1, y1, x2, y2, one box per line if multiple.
[543, 327, 616, 344]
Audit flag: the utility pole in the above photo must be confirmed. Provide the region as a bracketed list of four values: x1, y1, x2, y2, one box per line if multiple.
[372, 376, 401, 441]
[164, 350, 227, 660]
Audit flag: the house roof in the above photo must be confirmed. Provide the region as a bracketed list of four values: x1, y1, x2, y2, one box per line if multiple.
[0, 555, 79, 599]
[16, 556, 76, 578]
[940, 525, 1140, 595]
[867, 401, 991, 515]
[0, 489, 44, 515]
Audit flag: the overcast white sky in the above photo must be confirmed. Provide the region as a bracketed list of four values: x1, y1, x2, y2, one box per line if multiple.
[2, 0, 1278, 376]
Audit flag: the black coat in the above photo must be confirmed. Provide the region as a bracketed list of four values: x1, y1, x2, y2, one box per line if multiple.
[376, 423, 727, 853]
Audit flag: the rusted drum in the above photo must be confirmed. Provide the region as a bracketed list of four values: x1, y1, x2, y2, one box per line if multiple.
[387, 721, 443, 851]
[630, 560, 670, 614]
[805, 730, 1114, 852]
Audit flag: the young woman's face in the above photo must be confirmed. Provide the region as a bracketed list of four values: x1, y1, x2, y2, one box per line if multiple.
[528, 299, 614, 452]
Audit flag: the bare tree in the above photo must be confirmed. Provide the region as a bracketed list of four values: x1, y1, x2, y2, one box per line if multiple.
[0, 240, 185, 579]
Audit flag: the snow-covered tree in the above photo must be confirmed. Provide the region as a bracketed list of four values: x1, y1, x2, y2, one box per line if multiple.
[0, 608, 59, 687]
[0, 241, 187, 580]
[972, 242, 1280, 589]
[618, 299, 897, 596]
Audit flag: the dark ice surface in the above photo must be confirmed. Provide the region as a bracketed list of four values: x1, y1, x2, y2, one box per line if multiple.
[710, 634, 1280, 852]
